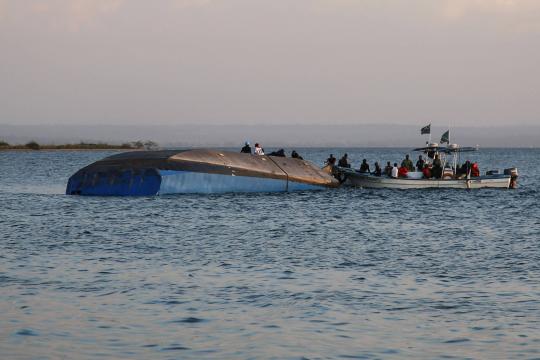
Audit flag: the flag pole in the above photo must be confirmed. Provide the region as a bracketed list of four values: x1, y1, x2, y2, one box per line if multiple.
[448, 119, 451, 144]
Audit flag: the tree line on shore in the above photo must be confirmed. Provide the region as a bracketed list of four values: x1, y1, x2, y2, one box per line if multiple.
[0, 140, 159, 150]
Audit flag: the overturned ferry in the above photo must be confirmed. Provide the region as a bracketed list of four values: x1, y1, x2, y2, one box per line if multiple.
[66, 149, 339, 196]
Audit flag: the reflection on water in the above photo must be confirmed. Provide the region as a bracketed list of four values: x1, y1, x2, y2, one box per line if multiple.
[1, 149, 539, 359]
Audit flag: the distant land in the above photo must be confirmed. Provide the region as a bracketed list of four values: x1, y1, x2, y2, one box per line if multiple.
[1, 123, 539, 148]
[0, 140, 154, 151]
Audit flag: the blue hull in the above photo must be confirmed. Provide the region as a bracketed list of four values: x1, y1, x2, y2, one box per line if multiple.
[159, 170, 323, 194]
[66, 169, 161, 196]
[67, 169, 325, 196]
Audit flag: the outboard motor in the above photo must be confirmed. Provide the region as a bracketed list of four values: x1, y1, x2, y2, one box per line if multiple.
[504, 168, 518, 189]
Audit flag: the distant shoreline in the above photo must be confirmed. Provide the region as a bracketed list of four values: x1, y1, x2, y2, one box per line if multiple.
[0, 140, 157, 152]
[0, 148, 140, 152]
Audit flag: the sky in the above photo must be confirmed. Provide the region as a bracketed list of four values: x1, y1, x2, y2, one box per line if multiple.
[0, 0, 539, 128]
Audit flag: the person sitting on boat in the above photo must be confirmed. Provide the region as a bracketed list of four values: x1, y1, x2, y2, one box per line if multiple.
[326, 154, 337, 166]
[432, 154, 442, 178]
[359, 159, 370, 173]
[373, 162, 382, 176]
[241, 141, 252, 154]
[254, 143, 265, 156]
[398, 165, 409, 178]
[422, 163, 431, 179]
[268, 148, 285, 157]
[457, 160, 472, 178]
[471, 162, 480, 177]
[401, 154, 414, 172]
[391, 163, 399, 178]
[291, 150, 303, 160]
[338, 154, 350, 168]
[384, 161, 393, 177]
[416, 155, 425, 172]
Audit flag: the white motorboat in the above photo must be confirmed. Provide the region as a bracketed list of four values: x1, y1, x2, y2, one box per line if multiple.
[339, 168, 515, 189]
[334, 143, 518, 189]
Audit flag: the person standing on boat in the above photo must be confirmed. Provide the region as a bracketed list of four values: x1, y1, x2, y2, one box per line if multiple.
[416, 155, 425, 172]
[241, 141, 252, 154]
[401, 154, 414, 172]
[254, 143, 265, 155]
[373, 162, 382, 176]
[432, 154, 442, 178]
[359, 159, 370, 173]
[384, 161, 393, 176]
[338, 154, 350, 168]
[391, 163, 399, 178]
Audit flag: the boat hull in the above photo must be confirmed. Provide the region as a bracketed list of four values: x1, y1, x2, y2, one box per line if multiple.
[66, 149, 338, 196]
[341, 170, 511, 189]
[158, 170, 324, 194]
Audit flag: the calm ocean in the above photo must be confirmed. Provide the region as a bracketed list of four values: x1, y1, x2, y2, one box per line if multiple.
[1, 148, 539, 359]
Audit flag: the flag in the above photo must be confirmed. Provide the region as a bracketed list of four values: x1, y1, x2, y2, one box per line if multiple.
[440, 130, 450, 144]
[421, 124, 431, 135]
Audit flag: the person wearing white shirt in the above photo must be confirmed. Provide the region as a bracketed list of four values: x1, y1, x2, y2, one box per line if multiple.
[391, 163, 399, 178]
[254, 143, 264, 155]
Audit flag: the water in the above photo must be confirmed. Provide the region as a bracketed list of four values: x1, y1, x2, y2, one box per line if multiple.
[1, 148, 539, 359]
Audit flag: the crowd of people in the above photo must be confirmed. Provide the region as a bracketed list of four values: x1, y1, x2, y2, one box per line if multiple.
[240, 142, 479, 180]
[327, 152, 480, 180]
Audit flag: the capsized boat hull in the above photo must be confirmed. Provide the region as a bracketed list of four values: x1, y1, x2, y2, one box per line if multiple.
[340, 169, 512, 189]
[66, 149, 339, 196]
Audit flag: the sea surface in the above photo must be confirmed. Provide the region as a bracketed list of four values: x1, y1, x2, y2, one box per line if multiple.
[1, 148, 539, 359]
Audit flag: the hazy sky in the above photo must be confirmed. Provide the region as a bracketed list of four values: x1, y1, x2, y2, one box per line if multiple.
[1, 0, 539, 127]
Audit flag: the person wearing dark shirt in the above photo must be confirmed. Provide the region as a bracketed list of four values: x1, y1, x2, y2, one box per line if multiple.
[291, 150, 303, 160]
[384, 161, 393, 177]
[416, 155, 425, 172]
[338, 154, 350, 168]
[268, 149, 285, 157]
[359, 159, 370, 173]
[401, 154, 414, 172]
[432, 154, 442, 178]
[373, 162, 382, 176]
[460, 160, 472, 177]
[240, 142, 252, 154]
[326, 154, 337, 166]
